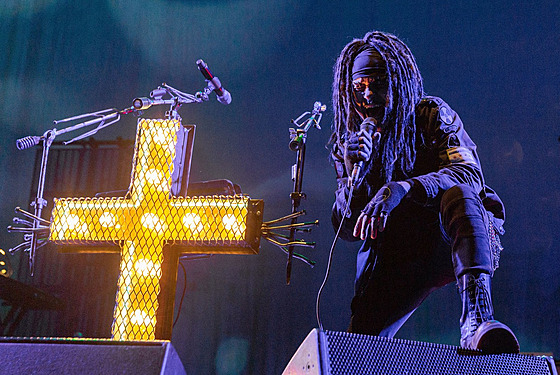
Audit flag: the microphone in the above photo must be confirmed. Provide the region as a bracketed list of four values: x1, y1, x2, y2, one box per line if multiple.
[132, 97, 175, 111]
[348, 117, 379, 188]
[196, 59, 232, 105]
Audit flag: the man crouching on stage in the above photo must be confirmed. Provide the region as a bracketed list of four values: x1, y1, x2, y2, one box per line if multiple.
[329, 30, 519, 354]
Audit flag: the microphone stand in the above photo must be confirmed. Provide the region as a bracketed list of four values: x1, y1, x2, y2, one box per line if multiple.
[27, 129, 54, 275]
[285, 101, 325, 285]
[8, 80, 214, 275]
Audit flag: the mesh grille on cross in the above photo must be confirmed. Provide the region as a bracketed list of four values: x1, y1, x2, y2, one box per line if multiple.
[48, 119, 255, 340]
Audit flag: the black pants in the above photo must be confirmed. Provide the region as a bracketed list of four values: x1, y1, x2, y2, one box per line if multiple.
[349, 184, 493, 336]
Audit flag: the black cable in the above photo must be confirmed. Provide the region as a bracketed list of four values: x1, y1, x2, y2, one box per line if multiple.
[173, 261, 187, 328]
[315, 187, 353, 330]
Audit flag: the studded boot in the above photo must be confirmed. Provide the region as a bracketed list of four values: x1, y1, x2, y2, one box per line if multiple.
[459, 273, 519, 354]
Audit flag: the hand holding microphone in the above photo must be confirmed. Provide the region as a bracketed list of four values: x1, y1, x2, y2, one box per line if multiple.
[346, 117, 380, 188]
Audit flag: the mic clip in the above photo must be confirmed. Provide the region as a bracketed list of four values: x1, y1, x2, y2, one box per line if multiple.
[195, 90, 208, 101]
[288, 102, 326, 151]
[195, 83, 213, 102]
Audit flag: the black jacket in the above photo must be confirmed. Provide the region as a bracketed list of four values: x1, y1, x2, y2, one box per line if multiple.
[331, 96, 505, 242]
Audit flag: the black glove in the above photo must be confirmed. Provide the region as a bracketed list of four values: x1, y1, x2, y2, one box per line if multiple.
[344, 129, 373, 167]
[353, 181, 408, 239]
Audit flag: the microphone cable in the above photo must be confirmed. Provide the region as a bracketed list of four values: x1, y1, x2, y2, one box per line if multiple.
[315, 127, 381, 330]
[315, 186, 354, 330]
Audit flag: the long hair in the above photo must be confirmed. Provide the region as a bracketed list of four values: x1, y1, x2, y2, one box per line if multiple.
[331, 31, 424, 183]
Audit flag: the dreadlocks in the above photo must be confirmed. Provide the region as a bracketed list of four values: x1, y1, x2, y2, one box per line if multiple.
[331, 31, 424, 183]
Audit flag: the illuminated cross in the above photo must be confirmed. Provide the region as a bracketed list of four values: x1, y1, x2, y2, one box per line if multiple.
[49, 119, 262, 341]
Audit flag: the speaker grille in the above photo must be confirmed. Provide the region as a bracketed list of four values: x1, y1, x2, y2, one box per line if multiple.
[0, 337, 186, 375]
[324, 330, 553, 375]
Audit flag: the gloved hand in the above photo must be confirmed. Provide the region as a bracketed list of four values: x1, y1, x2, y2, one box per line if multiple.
[344, 128, 373, 167]
[353, 181, 409, 240]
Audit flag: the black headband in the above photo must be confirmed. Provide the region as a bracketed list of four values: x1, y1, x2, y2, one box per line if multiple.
[351, 47, 386, 80]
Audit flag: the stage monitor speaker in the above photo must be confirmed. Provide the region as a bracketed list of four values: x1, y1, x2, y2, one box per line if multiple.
[283, 329, 557, 375]
[0, 337, 186, 375]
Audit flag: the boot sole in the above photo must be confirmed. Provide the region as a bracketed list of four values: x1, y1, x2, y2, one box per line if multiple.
[474, 321, 520, 354]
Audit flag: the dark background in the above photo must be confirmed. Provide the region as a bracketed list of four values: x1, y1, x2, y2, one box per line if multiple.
[1, 1, 559, 373]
